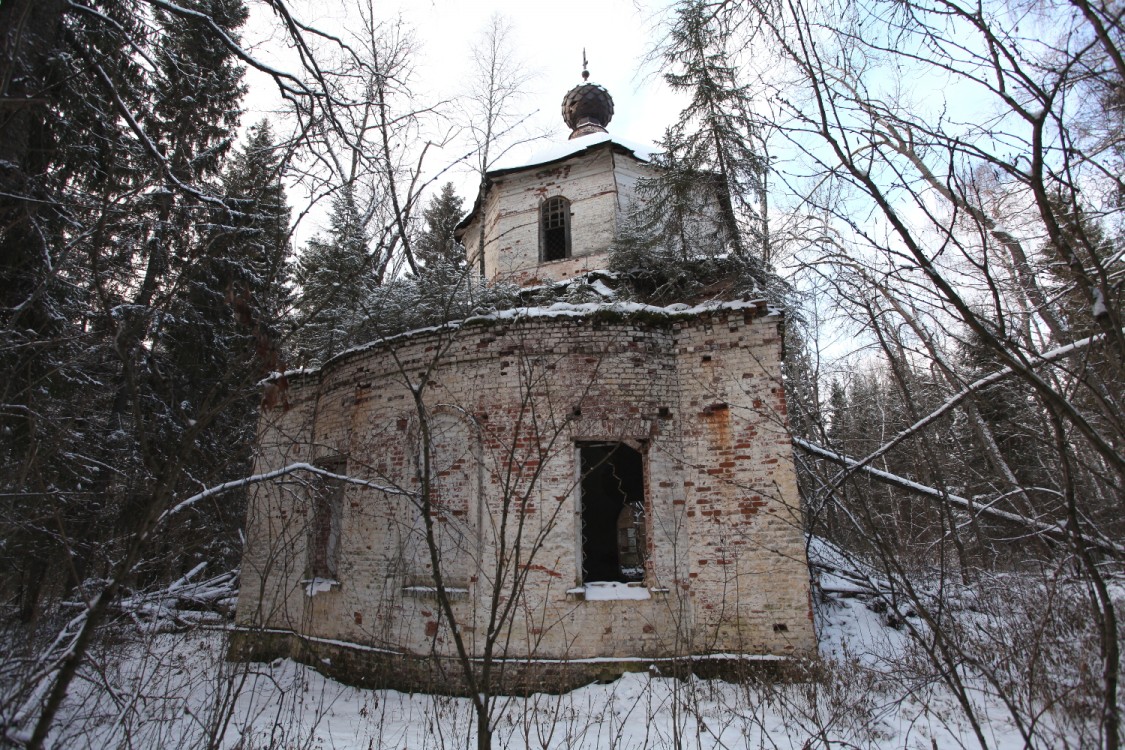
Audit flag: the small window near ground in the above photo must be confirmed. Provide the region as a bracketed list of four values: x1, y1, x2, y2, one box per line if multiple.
[579, 442, 646, 583]
[540, 196, 571, 261]
[309, 457, 345, 580]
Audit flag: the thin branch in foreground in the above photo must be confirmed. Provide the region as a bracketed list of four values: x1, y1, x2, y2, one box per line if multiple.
[159, 462, 416, 524]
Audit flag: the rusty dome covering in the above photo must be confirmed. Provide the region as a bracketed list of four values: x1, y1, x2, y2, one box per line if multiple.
[561, 82, 614, 138]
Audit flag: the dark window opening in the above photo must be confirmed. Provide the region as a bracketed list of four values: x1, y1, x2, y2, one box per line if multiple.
[540, 196, 571, 261]
[309, 458, 345, 579]
[580, 443, 646, 583]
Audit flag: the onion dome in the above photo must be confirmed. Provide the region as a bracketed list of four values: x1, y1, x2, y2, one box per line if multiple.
[561, 57, 614, 140]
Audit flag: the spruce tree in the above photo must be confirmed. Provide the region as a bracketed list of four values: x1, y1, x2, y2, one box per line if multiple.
[294, 185, 378, 363]
[165, 120, 291, 405]
[658, 0, 768, 259]
[149, 0, 247, 183]
[157, 120, 292, 571]
[0, 0, 252, 618]
[211, 119, 293, 332]
[134, 0, 248, 308]
[0, 2, 270, 739]
[108, 0, 252, 583]
[826, 379, 849, 447]
[609, 0, 776, 304]
[416, 182, 467, 272]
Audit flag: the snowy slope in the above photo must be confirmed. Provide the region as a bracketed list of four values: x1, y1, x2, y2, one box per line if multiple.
[21, 548, 1077, 750]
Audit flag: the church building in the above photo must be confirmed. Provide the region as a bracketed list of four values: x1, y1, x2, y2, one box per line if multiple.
[230, 71, 817, 693]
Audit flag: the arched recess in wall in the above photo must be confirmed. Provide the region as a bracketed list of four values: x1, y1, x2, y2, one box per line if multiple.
[400, 407, 482, 590]
[305, 454, 346, 582]
[539, 196, 571, 262]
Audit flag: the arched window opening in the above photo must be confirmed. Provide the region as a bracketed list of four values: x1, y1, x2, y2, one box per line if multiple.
[540, 196, 571, 261]
[308, 456, 345, 581]
[401, 412, 479, 591]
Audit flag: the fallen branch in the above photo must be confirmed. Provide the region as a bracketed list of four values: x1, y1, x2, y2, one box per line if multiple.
[838, 332, 1108, 481]
[794, 438, 1125, 557]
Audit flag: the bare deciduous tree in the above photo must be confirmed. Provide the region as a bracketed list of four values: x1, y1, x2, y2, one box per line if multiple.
[674, 0, 1125, 744]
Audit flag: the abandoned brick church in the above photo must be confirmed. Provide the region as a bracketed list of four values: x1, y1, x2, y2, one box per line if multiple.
[231, 71, 817, 692]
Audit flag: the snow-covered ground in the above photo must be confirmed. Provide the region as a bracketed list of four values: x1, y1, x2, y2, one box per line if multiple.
[21, 558, 1077, 750]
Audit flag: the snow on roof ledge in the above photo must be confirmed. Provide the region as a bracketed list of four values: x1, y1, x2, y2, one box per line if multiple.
[489, 132, 657, 174]
[278, 296, 778, 381]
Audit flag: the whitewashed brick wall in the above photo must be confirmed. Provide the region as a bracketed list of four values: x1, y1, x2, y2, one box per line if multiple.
[235, 306, 816, 664]
[459, 143, 655, 285]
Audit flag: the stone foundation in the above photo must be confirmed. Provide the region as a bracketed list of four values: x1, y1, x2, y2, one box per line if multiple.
[227, 627, 792, 695]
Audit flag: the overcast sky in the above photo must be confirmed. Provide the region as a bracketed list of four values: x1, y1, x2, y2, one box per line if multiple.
[243, 0, 682, 242]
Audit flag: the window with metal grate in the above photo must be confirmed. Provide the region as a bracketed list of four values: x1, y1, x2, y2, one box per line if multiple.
[540, 196, 571, 261]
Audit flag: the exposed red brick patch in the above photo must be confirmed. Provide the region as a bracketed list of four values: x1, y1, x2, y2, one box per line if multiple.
[521, 563, 562, 578]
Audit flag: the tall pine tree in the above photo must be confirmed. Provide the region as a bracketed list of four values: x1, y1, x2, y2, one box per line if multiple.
[101, 0, 252, 587]
[133, 0, 248, 309]
[609, 0, 776, 304]
[416, 182, 467, 272]
[294, 185, 378, 363]
[0, 0, 253, 620]
[164, 120, 291, 423]
[659, 0, 768, 259]
[152, 120, 292, 575]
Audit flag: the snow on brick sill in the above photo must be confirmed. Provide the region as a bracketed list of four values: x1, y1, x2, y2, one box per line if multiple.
[301, 578, 339, 597]
[402, 585, 469, 600]
[567, 582, 659, 601]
